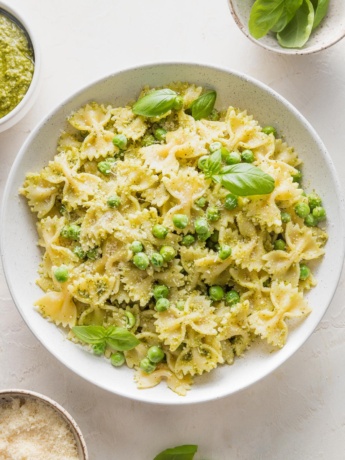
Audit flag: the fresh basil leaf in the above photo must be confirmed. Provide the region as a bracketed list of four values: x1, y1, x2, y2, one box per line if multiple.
[105, 327, 140, 351]
[72, 326, 107, 345]
[153, 444, 198, 460]
[132, 89, 178, 117]
[191, 91, 216, 120]
[203, 149, 222, 178]
[311, 0, 329, 29]
[271, 0, 303, 32]
[249, 0, 286, 39]
[277, 0, 314, 48]
[214, 163, 275, 196]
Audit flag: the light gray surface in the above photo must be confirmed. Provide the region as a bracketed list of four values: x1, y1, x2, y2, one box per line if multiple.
[1, 1, 345, 458]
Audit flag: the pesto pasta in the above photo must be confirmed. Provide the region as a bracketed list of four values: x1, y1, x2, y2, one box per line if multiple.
[20, 82, 327, 395]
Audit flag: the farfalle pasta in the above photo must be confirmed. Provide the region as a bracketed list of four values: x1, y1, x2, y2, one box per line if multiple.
[20, 82, 327, 395]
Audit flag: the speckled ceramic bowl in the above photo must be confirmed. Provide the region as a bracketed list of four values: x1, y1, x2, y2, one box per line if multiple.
[1, 63, 344, 405]
[0, 389, 88, 459]
[228, 0, 345, 55]
[0, 2, 40, 132]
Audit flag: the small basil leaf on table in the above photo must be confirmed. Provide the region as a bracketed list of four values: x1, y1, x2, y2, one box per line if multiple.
[277, 0, 314, 48]
[132, 89, 178, 117]
[191, 91, 217, 120]
[72, 325, 107, 344]
[203, 149, 222, 178]
[249, 0, 286, 39]
[105, 326, 140, 351]
[311, 0, 329, 29]
[153, 444, 198, 460]
[214, 163, 275, 196]
[271, 0, 303, 32]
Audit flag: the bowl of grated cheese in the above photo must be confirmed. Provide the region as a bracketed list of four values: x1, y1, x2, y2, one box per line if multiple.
[0, 389, 88, 460]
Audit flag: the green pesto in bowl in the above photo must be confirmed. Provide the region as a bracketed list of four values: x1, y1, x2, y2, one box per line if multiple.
[0, 12, 34, 118]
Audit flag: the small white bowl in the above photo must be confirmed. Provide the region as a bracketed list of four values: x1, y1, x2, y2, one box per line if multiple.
[0, 389, 88, 459]
[228, 0, 345, 55]
[0, 2, 40, 132]
[1, 63, 344, 405]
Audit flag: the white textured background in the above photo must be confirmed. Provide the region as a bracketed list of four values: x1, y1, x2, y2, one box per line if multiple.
[1, 1, 345, 459]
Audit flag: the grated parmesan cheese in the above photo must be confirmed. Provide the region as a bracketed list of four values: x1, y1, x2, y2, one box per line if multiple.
[0, 396, 80, 460]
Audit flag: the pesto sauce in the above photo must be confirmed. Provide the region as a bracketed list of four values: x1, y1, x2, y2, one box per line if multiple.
[0, 13, 34, 118]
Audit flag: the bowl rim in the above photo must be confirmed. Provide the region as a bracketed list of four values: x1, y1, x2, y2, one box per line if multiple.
[227, 0, 345, 55]
[0, 388, 88, 459]
[1, 61, 345, 405]
[0, 1, 41, 128]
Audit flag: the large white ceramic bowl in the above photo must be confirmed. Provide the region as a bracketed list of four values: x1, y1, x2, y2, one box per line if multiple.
[1, 63, 344, 405]
[228, 0, 345, 55]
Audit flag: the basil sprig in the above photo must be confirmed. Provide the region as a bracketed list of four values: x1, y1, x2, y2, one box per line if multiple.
[153, 444, 198, 460]
[190, 91, 217, 120]
[132, 89, 179, 117]
[248, 0, 329, 48]
[72, 325, 140, 351]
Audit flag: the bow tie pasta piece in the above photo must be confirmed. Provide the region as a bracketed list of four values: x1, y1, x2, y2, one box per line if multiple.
[111, 106, 147, 141]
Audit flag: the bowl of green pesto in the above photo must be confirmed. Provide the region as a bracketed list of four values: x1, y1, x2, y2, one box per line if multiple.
[228, 0, 345, 55]
[0, 1, 40, 132]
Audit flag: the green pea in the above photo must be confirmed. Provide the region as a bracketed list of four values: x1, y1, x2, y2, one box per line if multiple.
[292, 170, 302, 183]
[175, 300, 185, 311]
[152, 224, 168, 239]
[54, 265, 69, 283]
[198, 155, 209, 171]
[130, 241, 144, 253]
[107, 194, 121, 208]
[308, 193, 322, 210]
[73, 246, 86, 260]
[61, 224, 81, 241]
[181, 234, 195, 246]
[153, 284, 169, 300]
[295, 202, 310, 218]
[173, 96, 184, 110]
[197, 231, 211, 242]
[151, 252, 164, 267]
[304, 214, 318, 227]
[194, 218, 209, 235]
[93, 343, 106, 356]
[155, 298, 170, 312]
[209, 285, 224, 301]
[133, 252, 149, 270]
[274, 239, 286, 251]
[206, 206, 220, 222]
[142, 134, 155, 146]
[241, 149, 254, 163]
[281, 212, 291, 223]
[262, 126, 277, 136]
[86, 248, 99, 260]
[140, 357, 156, 374]
[225, 151, 241, 165]
[209, 141, 222, 153]
[154, 128, 167, 142]
[147, 346, 165, 363]
[224, 193, 238, 210]
[208, 108, 220, 121]
[97, 161, 113, 175]
[111, 351, 126, 367]
[112, 134, 127, 150]
[312, 206, 326, 221]
[173, 214, 189, 229]
[195, 197, 207, 208]
[299, 263, 310, 281]
[218, 245, 232, 260]
[160, 245, 176, 262]
[225, 290, 240, 306]
[209, 230, 219, 243]
[125, 311, 136, 329]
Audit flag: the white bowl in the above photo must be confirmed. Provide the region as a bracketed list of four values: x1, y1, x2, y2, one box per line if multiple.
[0, 389, 88, 459]
[228, 0, 345, 55]
[1, 63, 344, 405]
[0, 2, 40, 132]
